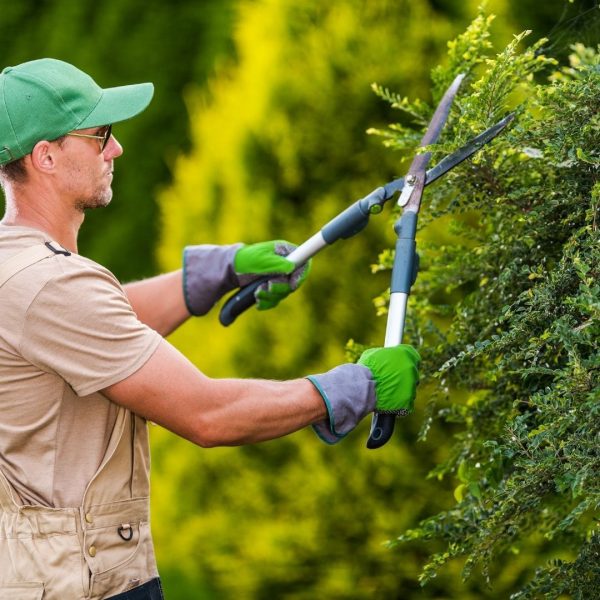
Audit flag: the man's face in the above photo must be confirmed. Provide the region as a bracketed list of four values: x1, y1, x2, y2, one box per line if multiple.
[58, 126, 123, 212]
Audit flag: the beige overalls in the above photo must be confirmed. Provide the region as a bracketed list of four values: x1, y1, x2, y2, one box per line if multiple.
[0, 245, 159, 599]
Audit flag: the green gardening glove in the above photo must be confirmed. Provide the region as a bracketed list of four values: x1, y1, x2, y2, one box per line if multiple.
[234, 240, 311, 310]
[358, 344, 421, 414]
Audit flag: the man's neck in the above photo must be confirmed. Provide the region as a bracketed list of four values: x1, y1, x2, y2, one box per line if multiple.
[1, 187, 83, 253]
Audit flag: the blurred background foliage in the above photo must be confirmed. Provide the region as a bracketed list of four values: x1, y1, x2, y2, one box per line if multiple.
[0, 0, 597, 598]
[0, 0, 237, 281]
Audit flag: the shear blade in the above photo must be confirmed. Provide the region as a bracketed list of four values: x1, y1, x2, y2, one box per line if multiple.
[383, 112, 515, 200]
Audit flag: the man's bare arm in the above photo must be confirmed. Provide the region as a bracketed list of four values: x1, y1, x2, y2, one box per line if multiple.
[103, 339, 326, 447]
[124, 270, 190, 336]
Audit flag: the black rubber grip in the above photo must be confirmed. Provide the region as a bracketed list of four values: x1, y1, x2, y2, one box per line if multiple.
[219, 276, 270, 326]
[366, 413, 396, 449]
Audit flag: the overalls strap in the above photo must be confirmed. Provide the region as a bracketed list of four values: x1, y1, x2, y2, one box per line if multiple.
[0, 243, 57, 288]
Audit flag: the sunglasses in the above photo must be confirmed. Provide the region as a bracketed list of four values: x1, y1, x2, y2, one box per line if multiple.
[66, 124, 112, 152]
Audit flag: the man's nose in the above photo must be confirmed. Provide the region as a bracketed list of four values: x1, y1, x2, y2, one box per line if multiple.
[104, 134, 123, 159]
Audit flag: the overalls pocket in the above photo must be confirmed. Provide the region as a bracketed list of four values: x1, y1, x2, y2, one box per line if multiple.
[0, 582, 44, 599]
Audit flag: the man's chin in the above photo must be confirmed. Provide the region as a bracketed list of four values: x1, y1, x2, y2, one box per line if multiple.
[76, 193, 113, 212]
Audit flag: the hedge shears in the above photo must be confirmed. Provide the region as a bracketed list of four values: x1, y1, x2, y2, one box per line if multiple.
[219, 73, 514, 449]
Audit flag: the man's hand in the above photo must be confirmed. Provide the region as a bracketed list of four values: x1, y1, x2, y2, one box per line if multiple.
[307, 344, 420, 444]
[183, 240, 310, 316]
[358, 345, 420, 415]
[234, 240, 311, 310]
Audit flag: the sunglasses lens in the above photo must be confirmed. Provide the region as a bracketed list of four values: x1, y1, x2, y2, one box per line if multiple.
[101, 125, 112, 151]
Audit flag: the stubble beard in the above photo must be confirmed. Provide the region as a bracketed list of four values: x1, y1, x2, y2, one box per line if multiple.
[74, 185, 113, 212]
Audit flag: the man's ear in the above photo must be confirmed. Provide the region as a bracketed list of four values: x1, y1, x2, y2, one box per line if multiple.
[30, 140, 59, 173]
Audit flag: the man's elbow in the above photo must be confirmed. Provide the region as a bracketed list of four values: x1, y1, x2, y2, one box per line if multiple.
[188, 413, 230, 448]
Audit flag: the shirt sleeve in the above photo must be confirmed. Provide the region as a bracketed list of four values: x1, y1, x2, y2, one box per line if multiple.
[19, 261, 162, 397]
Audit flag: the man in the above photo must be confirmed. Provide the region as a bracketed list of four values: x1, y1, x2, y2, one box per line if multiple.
[0, 59, 420, 600]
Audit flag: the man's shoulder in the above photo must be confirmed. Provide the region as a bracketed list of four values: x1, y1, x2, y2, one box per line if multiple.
[0, 226, 122, 308]
[17, 252, 122, 305]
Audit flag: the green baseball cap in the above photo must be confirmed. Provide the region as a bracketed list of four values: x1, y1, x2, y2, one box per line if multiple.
[0, 58, 154, 165]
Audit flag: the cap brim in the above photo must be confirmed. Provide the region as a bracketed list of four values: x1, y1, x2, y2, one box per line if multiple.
[78, 82, 154, 129]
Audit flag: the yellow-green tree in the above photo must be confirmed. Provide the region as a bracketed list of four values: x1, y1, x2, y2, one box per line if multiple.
[153, 2, 541, 598]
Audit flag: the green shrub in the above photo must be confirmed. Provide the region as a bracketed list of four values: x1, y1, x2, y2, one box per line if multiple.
[369, 14, 599, 597]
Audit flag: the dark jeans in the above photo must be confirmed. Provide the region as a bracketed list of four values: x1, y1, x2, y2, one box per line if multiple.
[106, 578, 164, 599]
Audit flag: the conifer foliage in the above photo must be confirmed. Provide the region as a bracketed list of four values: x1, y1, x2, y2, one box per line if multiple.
[369, 14, 599, 597]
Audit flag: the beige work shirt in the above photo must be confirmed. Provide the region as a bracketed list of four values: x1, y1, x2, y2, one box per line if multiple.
[0, 224, 161, 509]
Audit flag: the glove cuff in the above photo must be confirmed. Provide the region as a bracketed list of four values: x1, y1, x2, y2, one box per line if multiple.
[307, 364, 376, 445]
[183, 244, 243, 316]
